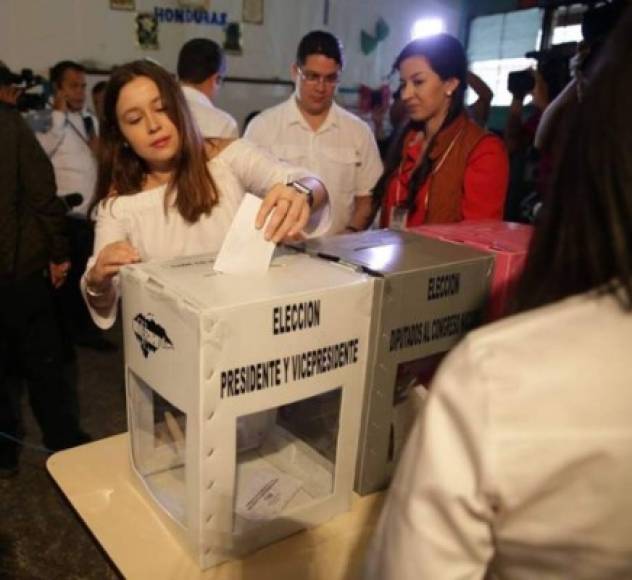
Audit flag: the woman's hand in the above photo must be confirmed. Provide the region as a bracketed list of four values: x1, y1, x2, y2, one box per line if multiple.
[87, 241, 141, 292]
[256, 184, 310, 243]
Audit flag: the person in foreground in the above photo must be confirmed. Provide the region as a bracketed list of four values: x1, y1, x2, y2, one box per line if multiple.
[366, 9, 632, 579]
[82, 60, 328, 329]
[373, 34, 508, 229]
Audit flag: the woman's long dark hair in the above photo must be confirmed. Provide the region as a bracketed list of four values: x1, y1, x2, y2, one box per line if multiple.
[514, 7, 632, 312]
[93, 59, 218, 223]
[373, 34, 467, 213]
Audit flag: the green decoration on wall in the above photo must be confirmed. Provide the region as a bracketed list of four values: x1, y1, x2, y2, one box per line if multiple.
[375, 17, 389, 42]
[360, 17, 390, 55]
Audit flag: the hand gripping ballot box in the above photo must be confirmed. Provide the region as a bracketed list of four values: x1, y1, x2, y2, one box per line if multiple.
[119, 250, 373, 568]
[295, 229, 494, 495]
[411, 220, 533, 320]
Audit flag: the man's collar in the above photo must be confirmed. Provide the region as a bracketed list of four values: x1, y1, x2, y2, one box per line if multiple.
[287, 95, 339, 133]
[67, 107, 91, 118]
[181, 85, 214, 108]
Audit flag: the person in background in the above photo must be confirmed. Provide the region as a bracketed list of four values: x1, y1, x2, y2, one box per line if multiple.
[82, 60, 329, 329]
[245, 30, 383, 235]
[503, 49, 572, 222]
[36, 61, 114, 351]
[466, 70, 494, 127]
[0, 102, 89, 477]
[242, 109, 260, 134]
[373, 34, 508, 229]
[0, 63, 22, 106]
[371, 87, 407, 160]
[535, 0, 625, 173]
[36, 60, 98, 218]
[91, 80, 107, 123]
[366, 8, 632, 578]
[177, 38, 238, 139]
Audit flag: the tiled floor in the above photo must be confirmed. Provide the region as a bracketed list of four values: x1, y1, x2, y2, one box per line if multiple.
[0, 323, 126, 579]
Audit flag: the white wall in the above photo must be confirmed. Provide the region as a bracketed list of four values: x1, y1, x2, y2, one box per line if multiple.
[0, 0, 462, 128]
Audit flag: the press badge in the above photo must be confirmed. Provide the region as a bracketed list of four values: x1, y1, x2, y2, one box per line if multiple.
[390, 206, 409, 231]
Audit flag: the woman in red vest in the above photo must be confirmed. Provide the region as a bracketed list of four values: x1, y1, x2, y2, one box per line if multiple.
[374, 34, 509, 228]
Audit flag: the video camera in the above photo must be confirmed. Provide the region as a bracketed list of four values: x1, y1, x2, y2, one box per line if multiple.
[507, 42, 575, 102]
[0, 66, 50, 111]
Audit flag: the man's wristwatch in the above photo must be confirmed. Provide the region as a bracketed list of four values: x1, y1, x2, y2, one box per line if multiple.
[287, 181, 314, 207]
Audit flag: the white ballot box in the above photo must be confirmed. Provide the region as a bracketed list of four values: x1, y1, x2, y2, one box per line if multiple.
[295, 230, 494, 495]
[120, 250, 373, 568]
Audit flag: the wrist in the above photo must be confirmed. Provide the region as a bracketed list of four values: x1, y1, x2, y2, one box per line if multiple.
[287, 180, 314, 208]
[85, 271, 111, 297]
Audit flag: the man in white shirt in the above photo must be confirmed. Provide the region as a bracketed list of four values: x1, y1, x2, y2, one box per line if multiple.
[35, 61, 115, 351]
[177, 38, 238, 139]
[245, 30, 383, 236]
[36, 61, 98, 218]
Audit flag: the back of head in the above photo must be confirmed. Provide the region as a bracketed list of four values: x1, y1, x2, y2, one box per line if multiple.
[92, 80, 107, 97]
[296, 30, 344, 68]
[50, 60, 85, 87]
[177, 38, 224, 83]
[0, 65, 13, 88]
[515, 5, 632, 312]
[393, 34, 467, 110]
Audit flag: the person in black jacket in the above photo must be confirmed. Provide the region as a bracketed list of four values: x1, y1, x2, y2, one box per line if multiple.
[0, 102, 89, 477]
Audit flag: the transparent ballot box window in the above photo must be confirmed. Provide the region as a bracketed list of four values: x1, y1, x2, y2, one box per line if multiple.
[233, 388, 341, 535]
[388, 353, 445, 464]
[128, 371, 187, 526]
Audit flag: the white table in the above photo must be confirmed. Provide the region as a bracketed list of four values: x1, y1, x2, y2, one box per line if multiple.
[47, 433, 384, 579]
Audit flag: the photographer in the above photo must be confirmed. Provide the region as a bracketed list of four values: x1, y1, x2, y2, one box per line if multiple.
[535, 0, 626, 160]
[0, 99, 89, 477]
[504, 52, 571, 222]
[0, 65, 22, 107]
[35, 61, 98, 219]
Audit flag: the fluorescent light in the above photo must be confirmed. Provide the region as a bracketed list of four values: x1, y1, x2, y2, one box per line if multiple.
[411, 18, 445, 40]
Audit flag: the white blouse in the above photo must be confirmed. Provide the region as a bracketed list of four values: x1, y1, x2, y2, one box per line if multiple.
[82, 138, 328, 328]
[367, 288, 632, 580]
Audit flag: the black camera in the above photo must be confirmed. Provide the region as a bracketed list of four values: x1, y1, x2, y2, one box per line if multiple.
[507, 41, 575, 102]
[507, 69, 535, 97]
[0, 66, 49, 111]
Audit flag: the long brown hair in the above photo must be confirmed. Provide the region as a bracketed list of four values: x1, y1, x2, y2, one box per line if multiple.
[94, 59, 218, 223]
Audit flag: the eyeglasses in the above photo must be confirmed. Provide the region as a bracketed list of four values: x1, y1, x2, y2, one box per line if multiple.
[297, 67, 340, 86]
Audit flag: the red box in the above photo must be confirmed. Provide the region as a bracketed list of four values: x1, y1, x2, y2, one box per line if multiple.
[410, 221, 533, 321]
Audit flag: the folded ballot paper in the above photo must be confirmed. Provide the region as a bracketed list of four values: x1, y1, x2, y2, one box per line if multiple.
[214, 194, 276, 275]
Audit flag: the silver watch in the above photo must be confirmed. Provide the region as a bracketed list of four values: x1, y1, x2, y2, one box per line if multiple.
[287, 181, 314, 207]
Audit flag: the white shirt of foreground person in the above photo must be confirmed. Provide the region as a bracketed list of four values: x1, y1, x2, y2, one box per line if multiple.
[181, 85, 238, 139]
[245, 97, 382, 236]
[82, 139, 330, 330]
[366, 288, 632, 580]
[35, 109, 98, 217]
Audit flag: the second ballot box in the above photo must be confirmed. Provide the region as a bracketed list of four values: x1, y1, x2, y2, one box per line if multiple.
[411, 220, 533, 320]
[296, 230, 493, 495]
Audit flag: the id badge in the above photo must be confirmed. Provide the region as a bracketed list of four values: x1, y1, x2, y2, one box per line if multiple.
[390, 205, 409, 230]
